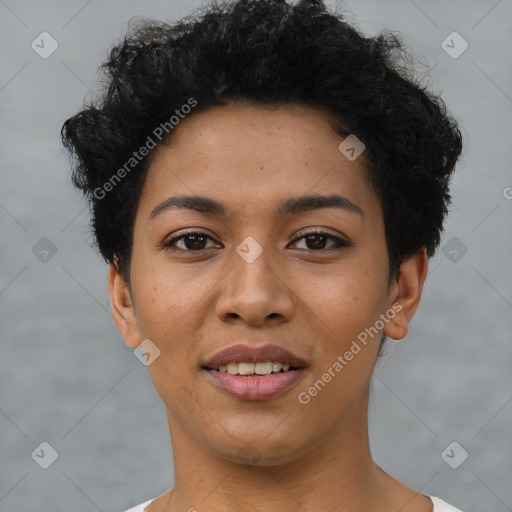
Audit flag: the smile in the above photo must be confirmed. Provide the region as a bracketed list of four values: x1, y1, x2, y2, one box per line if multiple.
[202, 343, 307, 400]
[214, 361, 294, 376]
[204, 367, 306, 400]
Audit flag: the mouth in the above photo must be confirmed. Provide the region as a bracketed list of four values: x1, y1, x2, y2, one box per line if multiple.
[202, 343, 307, 400]
[205, 361, 302, 376]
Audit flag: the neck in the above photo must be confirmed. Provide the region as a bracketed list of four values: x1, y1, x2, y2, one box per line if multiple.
[160, 387, 399, 512]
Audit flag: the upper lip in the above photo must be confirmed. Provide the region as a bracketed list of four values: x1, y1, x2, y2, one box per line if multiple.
[202, 343, 307, 369]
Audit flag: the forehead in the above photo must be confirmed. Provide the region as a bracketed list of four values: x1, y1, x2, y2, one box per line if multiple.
[138, 102, 380, 222]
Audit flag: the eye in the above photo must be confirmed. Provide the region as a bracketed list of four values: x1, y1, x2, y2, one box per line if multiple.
[290, 230, 350, 251]
[163, 231, 220, 252]
[162, 229, 351, 253]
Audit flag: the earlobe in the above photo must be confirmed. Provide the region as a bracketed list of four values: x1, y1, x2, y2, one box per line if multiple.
[108, 263, 140, 348]
[384, 248, 428, 341]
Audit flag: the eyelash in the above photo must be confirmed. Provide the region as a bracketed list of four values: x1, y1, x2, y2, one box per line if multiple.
[162, 229, 351, 253]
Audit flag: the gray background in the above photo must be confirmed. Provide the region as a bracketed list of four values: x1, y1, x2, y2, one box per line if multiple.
[0, 0, 511, 511]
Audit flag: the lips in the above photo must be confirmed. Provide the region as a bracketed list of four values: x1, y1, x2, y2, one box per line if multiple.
[202, 343, 307, 401]
[205, 368, 306, 400]
[202, 343, 307, 369]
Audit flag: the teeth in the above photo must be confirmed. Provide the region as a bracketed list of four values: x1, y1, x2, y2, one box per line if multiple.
[217, 361, 291, 375]
[238, 362, 254, 375]
[226, 363, 238, 375]
[255, 362, 273, 374]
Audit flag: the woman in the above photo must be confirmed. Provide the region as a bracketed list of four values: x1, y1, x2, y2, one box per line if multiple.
[61, 0, 465, 510]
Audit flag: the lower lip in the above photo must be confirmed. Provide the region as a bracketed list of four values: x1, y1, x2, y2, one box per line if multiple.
[204, 368, 306, 401]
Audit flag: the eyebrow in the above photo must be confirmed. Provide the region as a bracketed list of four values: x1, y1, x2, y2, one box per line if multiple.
[150, 194, 364, 219]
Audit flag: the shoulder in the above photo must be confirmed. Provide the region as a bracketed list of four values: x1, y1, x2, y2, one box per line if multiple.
[122, 495, 466, 512]
[121, 497, 155, 512]
[429, 495, 467, 512]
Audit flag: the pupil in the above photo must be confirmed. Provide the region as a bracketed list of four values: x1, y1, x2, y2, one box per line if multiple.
[306, 234, 326, 250]
[186, 234, 206, 250]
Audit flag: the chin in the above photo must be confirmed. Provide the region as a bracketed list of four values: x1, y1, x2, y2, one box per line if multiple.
[208, 429, 311, 468]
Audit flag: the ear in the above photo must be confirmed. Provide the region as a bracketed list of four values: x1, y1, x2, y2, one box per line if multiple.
[108, 263, 140, 348]
[384, 248, 428, 341]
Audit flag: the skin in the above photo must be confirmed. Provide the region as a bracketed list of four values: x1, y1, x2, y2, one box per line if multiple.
[109, 102, 430, 512]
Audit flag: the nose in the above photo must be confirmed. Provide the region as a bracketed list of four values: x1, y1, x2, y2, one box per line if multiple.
[215, 246, 296, 327]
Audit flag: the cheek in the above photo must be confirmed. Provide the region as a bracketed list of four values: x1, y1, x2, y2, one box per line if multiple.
[294, 274, 384, 419]
[132, 255, 198, 330]
[299, 259, 387, 339]
[131, 260, 214, 372]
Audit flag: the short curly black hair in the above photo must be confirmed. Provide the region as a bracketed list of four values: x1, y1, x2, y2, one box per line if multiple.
[61, 0, 462, 286]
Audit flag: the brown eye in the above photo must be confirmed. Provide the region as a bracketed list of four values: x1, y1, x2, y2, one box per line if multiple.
[163, 229, 350, 253]
[290, 231, 350, 251]
[164, 232, 218, 251]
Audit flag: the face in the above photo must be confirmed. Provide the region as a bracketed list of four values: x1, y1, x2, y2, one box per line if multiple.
[110, 102, 422, 466]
